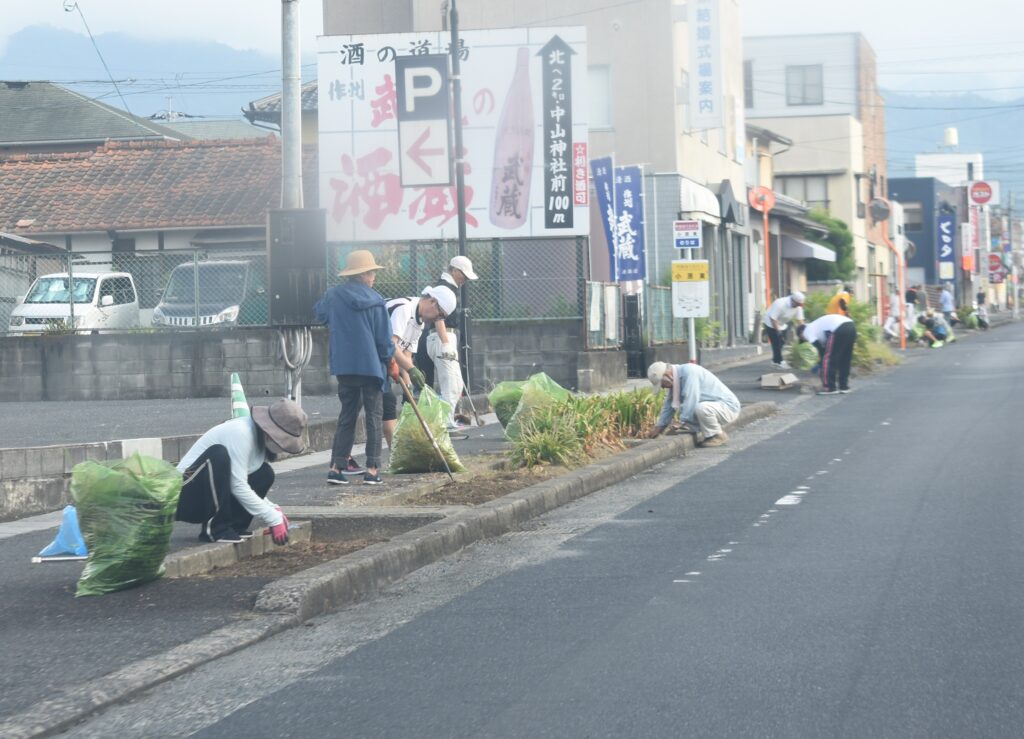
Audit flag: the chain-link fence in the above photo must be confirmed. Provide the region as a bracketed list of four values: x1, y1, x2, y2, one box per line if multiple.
[1, 248, 267, 334]
[2, 239, 698, 353]
[645, 285, 688, 344]
[328, 237, 587, 322]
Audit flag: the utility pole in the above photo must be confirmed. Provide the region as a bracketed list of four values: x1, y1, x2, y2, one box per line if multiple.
[1011, 192, 1019, 320]
[281, 0, 303, 209]
[449, 0, 472, 391]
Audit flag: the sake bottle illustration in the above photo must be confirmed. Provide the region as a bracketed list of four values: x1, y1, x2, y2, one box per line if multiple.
[489, 46, 535, 229]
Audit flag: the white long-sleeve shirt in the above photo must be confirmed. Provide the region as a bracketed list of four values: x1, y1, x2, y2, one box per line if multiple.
[656, 364, 741, 428]
[801, 314, 853, 345]
[176, 417, 281, 528]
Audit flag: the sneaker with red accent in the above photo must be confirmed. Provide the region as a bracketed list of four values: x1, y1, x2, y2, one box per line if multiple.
[344, 457, 367, 475]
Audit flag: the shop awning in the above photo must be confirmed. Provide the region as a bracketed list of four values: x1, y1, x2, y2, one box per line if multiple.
[781, 235, 835, 262]
[679, 178, 721, 224]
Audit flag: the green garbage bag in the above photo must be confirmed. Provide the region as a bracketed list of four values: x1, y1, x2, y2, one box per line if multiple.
[787, 341, 819, 371]
[71, 453, 182, 596]
[505, 372, 571, 441]
[910, 323, 925, 341]
[487, 380, 526, 428]
[389, 386, 466, 474]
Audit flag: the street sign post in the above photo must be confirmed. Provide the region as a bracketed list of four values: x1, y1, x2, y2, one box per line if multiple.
[672, 259, 709, 363]
[673, 220, 701, 249]
[671, 260, 710, 318]
[395, 54, 452, 188]
[748, 185, 775, 310]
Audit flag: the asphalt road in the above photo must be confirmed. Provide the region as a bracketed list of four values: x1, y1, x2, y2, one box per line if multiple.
[56, 324, 1024, 737]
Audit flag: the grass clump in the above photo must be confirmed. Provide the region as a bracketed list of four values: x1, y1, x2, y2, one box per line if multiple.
[509, 388, 664, 468]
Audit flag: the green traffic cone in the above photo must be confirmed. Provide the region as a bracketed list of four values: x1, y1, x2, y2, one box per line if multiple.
[230, 372, 250, 417]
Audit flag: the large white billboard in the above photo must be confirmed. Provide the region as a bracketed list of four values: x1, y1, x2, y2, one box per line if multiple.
[318, 27, 589, 242]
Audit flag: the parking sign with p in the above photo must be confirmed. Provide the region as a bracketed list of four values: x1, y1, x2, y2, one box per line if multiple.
[395, 54, 452, 187]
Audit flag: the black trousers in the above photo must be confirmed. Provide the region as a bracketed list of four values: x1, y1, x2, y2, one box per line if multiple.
[414, 330, 435, 387]
[333, 375, 384, 470]
[176, 444, 274, 538]
[820, 322, 857, 391]
[765, 325, 786, 363]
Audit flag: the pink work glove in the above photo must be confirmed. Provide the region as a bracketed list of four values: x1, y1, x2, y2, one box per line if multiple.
[269, 513, 290, 546]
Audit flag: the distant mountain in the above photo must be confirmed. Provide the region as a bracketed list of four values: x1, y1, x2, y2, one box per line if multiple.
[883, 90, 1024, 197]
[0, 25, 314, 121]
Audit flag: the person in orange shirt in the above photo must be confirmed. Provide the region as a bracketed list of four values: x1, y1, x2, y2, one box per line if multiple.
[826, 284, 852, 316]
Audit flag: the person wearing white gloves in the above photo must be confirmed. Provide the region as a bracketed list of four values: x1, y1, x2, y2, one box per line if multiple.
[414, 255, 479, 430]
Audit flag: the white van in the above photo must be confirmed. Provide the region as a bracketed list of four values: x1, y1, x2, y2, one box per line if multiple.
[7, 272, 141, 334]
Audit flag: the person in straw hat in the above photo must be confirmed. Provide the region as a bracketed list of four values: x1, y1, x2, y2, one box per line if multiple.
[646, 361, 740, 448]
[175, 397, 307, 544]
[314, 249, 395, 486]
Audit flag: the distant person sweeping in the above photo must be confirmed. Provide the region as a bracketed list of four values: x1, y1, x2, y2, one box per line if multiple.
[797, 313, 857, 395]
[413, 255, 479, 431]
[382, 285, 457, 468]
[647, 361, 741, 448]
[175, 398, 307, 544]
[762, 291, 805, 369]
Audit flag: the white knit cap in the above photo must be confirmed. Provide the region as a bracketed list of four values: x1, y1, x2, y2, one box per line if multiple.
[790, 290, 806, 304]
[647, 361, 669, 389]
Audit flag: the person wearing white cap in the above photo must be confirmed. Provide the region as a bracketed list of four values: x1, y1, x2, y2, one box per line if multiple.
[383, 285, 457, 448]
[646, 361, 740, 448]
[762, 291, 806, 368]
[414, 255, 479, 429]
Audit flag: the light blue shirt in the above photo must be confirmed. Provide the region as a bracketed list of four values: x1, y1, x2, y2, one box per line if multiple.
[656, 364, 741, 428]
[940, 290, 955, 312]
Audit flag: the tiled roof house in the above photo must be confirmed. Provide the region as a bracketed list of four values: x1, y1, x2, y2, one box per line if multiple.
[0, 137, 318, 251]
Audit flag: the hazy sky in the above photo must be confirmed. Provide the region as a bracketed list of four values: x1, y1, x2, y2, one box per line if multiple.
[2, 0, 1022, 97]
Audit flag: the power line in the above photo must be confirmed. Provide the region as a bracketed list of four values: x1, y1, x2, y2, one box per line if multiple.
[62, 0, 132, 115]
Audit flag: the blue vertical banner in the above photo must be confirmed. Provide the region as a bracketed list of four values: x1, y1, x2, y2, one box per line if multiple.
[590, 156, 618, 279]
[613, 165, 646, 281]
[937, 212, 956, 284]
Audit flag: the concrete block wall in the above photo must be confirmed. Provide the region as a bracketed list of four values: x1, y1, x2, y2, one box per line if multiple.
[0, 329, 335, 402]
[470, 319, 582, 390]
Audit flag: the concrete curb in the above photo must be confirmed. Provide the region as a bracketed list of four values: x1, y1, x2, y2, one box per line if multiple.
[254, 401, 778, 622]
[1, 401, 776, 738]
[162, 521, 312, 578]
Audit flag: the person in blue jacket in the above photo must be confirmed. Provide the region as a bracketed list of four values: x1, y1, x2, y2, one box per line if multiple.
[315, 249, 395, 486]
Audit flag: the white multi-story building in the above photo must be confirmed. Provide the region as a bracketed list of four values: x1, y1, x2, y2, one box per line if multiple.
[744, 32, 891, 315]
[324, 0, 758, 346]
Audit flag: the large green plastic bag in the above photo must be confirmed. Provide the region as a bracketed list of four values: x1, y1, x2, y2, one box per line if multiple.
[488, 380, 526, 428]
[71, 453, 182, 596]
[787, 341, 819, 370]
[505, 372, 571, 441]
[389, 387, 466, 474]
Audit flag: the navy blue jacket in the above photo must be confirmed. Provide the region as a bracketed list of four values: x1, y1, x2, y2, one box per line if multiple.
[314, 280, 394, 389]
